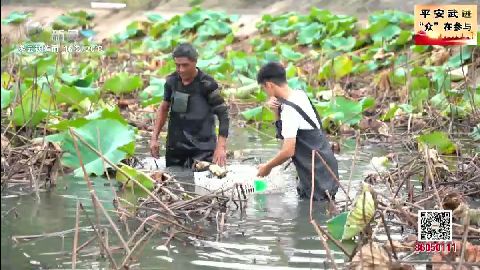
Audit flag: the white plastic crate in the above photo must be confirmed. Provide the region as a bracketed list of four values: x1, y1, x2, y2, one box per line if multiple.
[193, 164, 288, 196]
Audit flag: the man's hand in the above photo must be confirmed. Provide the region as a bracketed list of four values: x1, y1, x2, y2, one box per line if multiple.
[266, 96, 280, 111]
[213, 145, 227, 167]
[150, 139, 160, 159]
[257, 163, 272, 177]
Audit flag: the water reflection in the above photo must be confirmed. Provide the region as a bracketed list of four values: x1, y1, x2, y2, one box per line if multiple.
[1, 127, 376, 269]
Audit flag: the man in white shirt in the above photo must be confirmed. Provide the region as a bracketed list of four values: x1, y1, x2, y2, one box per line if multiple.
[256, 62, 339, 201]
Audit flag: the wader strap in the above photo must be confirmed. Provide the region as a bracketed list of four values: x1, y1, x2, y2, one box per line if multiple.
[306, 98, 324, 130]
[278, 97, 323, 130]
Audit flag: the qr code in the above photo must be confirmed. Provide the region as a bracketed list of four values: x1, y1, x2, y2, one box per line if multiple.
[418, 210, 452, 241]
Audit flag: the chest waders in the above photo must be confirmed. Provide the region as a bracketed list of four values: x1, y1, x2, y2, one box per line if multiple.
[166, 79, 217, 168]
[276, 97, 339, 201]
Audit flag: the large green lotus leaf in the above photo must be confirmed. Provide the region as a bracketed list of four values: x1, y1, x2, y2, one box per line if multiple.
[278, 45, 304, 61]
[116, 164, 155, 190]
[327, 211, 348, 240]
[320, 97, 368, 126]
[197, 55, 225, 69]
[143, 37, 173, 52]
[85, 107, 129, 125]
[297, 22, 324, 45]
[149, 21, 168, 38]
[224, 83, 259, 99]
[1, 87, 14, 109]
[197, 20, 231, 37]
[372, 24, 401, 43]
[288, 77, 307, 91]
[322, 36, 356, 52]
[326, 16, 356, 37]
[309, 8, 334, 23]
[227, 51, 249, 73]
[343, 183, 375, 240]
[391, 30, 412, 46]
[444, 46, 472, 70]
[270, 19, 294, 36]
[162, 24, 184, 39]
[11, 87, 52, 127]
[52, 15, 83, 30]
[49, 107, 128, 131]
[22, 54, 57, 78]
[60, 72, 95, 87]
[125, 21, 151, 38]
[250, 38, 274, 52]
[2, 11, 31, 25]
[240, 106, 275, 122]
[103, 72, 143, 94]
[179, 7, 208, 30]
[51, 119, 136, 177]
[139, 78, 165, 107]
[417, 131, 456, 155]
[369, 10, 414, 25]
[48, 118, 89, 132]
[56, 85, 100, 105]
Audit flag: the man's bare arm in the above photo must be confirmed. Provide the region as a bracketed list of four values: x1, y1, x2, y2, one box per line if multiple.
[266, 138, 296, 168]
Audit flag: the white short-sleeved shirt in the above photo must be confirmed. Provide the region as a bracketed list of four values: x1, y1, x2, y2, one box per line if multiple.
[280, 90, 320, 139]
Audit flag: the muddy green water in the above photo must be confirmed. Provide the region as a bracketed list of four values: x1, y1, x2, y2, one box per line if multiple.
[1, 126, 423, 270]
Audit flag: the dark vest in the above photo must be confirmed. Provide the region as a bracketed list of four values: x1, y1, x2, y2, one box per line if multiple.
[276, 97, 340, 201]
[166, 74, 217, 152]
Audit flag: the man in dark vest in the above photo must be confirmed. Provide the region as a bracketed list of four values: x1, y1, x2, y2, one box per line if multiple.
[150, 43, 229, 168]
[256, 62, 339, 201]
